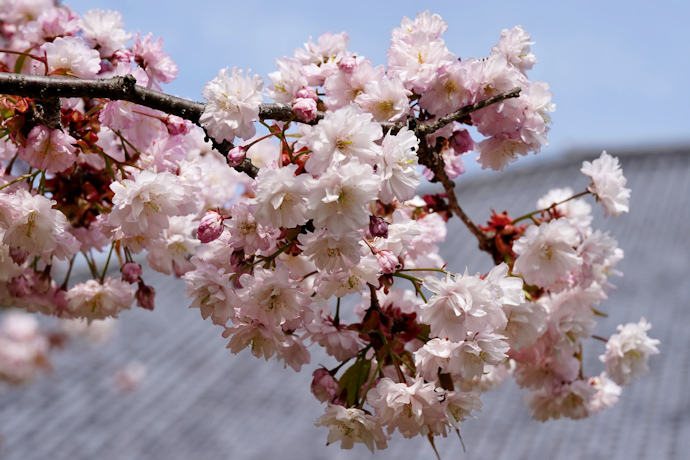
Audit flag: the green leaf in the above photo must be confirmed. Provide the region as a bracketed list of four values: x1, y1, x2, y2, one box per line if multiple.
[338, 358, 371, 407]
[14, 49, 31, 75]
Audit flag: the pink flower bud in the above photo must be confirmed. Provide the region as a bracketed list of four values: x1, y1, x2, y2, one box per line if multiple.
[227, 146, 247, 167]
[296, 87, 318, 101]
[111, 49, 134, 64]
[53, 289, 68, 317]
[450, 129, 476, 155]
[8, 275, 31, 298]
[197, 210, 225, 243]
[165, 115, 191, 135]
[230, 250, 245, 268]
[136, 281, 155, 310]
[311, 368, 338, 403]
[369, 216, 388, 238]
[338, 56, 357, 73]
[121, 262, 142, 283]
[293, 98, 318, 123]
[376, 250, 401, 274]
[9, 247, 28, 265]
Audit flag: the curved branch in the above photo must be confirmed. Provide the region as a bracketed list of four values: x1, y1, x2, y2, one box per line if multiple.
[415, 87, 522, 136]
[0, 73, 263, 177]
[416, 136, 499, 259]
[0, 73, 519, 203]
[0, 73, 520, 137]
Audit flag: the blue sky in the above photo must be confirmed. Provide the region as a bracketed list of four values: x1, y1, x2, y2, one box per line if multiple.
[66, 0, 690, 171]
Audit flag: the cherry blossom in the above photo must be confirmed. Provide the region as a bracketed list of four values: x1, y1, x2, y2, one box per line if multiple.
[600, 318, 660, 386]
[200, 67, 264, 143]
[0, 4, 657, 452]
[315, 404, 389, 453]
[581, 150, 631, 217]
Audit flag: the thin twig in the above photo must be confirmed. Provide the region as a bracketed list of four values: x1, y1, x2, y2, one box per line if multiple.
[414, 87, 522, 136]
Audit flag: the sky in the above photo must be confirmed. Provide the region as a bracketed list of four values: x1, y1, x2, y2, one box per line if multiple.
[65, 0, 690, 173]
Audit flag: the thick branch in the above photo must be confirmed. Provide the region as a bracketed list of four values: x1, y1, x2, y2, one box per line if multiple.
[0, 73, 326, 127]
[0, 73, 263, 177]
[0, 73, 518, 195]
[0, 73, 206, 122]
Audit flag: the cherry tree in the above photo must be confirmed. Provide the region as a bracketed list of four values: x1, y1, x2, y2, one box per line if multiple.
[0, 2, 658, 455]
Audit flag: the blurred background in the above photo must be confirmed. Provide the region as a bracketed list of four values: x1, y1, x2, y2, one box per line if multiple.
[0, 1, 688, 459]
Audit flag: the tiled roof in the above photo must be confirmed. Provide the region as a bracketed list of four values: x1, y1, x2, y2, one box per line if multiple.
[0, 146, 688, 460]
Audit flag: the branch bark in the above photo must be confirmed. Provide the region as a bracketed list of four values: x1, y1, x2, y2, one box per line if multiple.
[0, 73, 520, 135]
[414, 87, 521, 136]
[0, 73, 514, 253]
[0, 73, 206, 122]
[416, 136, 499, 259]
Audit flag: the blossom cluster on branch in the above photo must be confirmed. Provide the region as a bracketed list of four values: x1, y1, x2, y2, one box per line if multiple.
[0, 1, 657, 455]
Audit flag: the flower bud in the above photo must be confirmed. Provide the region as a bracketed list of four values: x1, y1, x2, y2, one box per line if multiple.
[165, 115, 191, 135]
[369, 216, 388, 238]
[9, 247, 28, 265]
[230, 250, 245, 268]
[338, 56, 357, 73]
[311, 368, 338, 403]
[227, 146, 247, 167]
[376, 250, 401, 274]
[111, 49, 134, 64]
[293, 98, 318, 123]
[33, 270, 52, 295]
[53, 289, 68, 317]
[8, 275, 31, 298]
[136, 281, 155, 310]
[296, 87, 318, 101]
[450, 128, 476, 155]
[121, 262, 142, 283]
[197, 210, 225, 243]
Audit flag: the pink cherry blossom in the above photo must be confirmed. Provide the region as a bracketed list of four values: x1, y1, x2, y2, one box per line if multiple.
[600, 317, 660, 386]
[200, 67, 264, 143]
[19, 125, 77, 174]
[315, 403, 389, 453]
[79, 9, 131, 57]
[39, 36, 100, 77]
[581, 151, 631, 217]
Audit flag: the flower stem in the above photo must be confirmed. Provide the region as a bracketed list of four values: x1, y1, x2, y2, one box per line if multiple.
[511, 190, 590, 224]
[392, 272, 427, 302]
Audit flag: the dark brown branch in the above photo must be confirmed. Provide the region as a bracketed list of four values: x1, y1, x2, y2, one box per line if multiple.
[416, 87, 521, 136]
[0, 73, 518, 196]
[0, 73, 326, 128]
[0, 73, 263, 177]
[417, 136, 499, 258]
[379, 87, 522, 136]
[33, 96, 61, 130]
[0, 73, 206, 122]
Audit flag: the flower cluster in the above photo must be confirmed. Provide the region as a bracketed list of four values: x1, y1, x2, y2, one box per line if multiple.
[0, 4, 656, 455]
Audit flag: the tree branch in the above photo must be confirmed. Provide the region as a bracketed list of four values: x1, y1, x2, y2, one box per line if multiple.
[414, 87, 521, 136]
[416, 136, 498, 258]
[0, 73, 206, 122]
[0, 73, 264, 177]
[0, 73, 519, 193]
